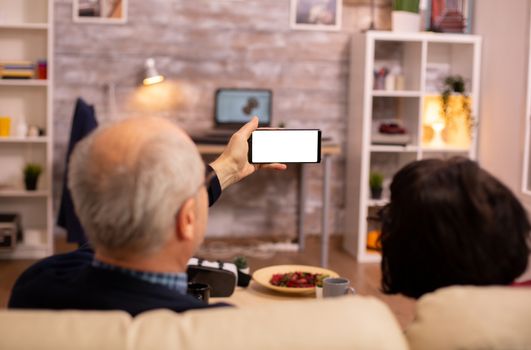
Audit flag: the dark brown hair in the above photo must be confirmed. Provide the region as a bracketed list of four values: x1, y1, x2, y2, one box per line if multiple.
[380, 157, 530, 299]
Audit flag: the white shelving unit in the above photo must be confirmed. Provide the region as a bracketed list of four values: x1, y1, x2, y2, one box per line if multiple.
[523, 7, 531, 195]
[344, 31, 481, 263]
[0, 0, 54, 259]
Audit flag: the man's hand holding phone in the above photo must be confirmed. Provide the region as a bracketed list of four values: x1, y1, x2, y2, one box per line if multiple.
[209, 116, 287, 190]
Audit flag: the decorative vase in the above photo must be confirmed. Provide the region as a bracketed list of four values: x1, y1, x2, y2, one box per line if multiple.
[24, 176, 39, 191]
[392, 11, 420, 32]
[370, 187, 383, 200]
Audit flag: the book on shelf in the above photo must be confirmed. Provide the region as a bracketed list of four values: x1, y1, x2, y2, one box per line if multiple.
[0, 61, 35, 79]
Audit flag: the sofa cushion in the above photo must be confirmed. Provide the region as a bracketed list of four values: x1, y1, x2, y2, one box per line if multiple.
[0, 296, 407, 350]
[407, 286, 531, 350]
[130, 296, 408, 350]
[0, 310, 131, 350]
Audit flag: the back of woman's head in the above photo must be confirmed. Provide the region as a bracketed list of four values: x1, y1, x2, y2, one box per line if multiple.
[381, 157, 530, 299]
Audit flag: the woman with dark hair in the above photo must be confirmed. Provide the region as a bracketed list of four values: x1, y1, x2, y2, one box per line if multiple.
[380, 157, 531, 299]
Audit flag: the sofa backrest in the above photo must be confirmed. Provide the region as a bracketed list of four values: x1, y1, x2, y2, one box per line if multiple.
[0, 309, 131, 350]
[406, 286, 531, 350]
[0, 296, 407, 350]
[130, 296, 407, 350]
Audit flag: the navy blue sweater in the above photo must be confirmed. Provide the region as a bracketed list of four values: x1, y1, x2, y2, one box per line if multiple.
[9, 173, 228, 316]
[8, 247, 230, 316]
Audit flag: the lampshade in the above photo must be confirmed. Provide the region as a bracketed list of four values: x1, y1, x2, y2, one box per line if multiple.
[143, 58, 164, 86]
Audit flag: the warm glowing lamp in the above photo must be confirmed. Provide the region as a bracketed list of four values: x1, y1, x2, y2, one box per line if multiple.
[423, 97, 446, 147]
[430, 119, 446, 147]
[143, 58, 164, 86]
[106, 58, 167, 118]
[423, 95, 472, 149]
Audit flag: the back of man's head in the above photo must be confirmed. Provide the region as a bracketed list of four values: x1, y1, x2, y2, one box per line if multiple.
[68, 116, 204, 259]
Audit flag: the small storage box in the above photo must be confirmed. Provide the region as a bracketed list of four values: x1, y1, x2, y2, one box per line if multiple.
[0, 214, 23, 250]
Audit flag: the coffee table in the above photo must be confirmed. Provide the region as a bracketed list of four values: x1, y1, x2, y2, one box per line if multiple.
[211, 281, 317, 307]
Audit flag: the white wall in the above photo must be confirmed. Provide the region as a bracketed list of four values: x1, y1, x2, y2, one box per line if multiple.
[474, 0, 531, 211]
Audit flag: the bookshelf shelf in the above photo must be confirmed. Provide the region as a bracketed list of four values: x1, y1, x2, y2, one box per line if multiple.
[345, 31, 481, 263]
[0, 0, 53, 259]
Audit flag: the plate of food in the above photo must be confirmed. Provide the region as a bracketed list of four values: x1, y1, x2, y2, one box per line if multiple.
[252, 265, 339, 294]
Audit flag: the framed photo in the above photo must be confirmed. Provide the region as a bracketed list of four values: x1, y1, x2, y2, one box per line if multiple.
[73, 0, 128, 24]
[290, 0, 342, 31]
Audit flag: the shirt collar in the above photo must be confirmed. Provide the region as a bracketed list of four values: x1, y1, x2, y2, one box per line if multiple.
[92, 259, 188, 294]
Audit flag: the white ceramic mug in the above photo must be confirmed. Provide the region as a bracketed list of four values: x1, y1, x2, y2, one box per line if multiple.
[315, 285, 323, 299]
[322, 277, 356, 298]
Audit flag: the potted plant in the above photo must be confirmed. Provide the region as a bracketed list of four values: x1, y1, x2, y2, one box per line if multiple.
[440, 75, 473, 137]
[392, 0, 420, 32]
[369, 172, 384, 199]
[23, 163, 42, 191]
[233, 256, 250, 274]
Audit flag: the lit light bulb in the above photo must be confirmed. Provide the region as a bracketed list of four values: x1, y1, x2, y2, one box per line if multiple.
[143, 58, 164, 86]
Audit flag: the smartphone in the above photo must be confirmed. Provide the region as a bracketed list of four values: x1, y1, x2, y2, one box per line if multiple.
[248, 129, 321, 164]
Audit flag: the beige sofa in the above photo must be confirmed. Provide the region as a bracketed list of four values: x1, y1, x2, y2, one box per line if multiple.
[0, 286, 530, 350]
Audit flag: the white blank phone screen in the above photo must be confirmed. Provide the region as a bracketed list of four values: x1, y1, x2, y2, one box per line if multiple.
[251, 130, 319, 163]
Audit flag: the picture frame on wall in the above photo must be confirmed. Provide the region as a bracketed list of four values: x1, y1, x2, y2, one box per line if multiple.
[73, 0, 128, 24]
[290, 0, 342, 31]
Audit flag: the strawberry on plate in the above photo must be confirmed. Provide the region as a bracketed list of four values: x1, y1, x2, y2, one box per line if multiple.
[269, 271, 329, 288]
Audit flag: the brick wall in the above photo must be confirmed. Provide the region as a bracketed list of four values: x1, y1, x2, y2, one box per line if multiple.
[53, 0, 391, 238]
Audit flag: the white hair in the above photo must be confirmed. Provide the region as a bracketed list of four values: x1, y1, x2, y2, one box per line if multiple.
[68, 122, 204, 258]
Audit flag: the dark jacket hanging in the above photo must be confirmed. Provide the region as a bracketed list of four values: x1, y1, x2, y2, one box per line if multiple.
[57, 98, 98, 245]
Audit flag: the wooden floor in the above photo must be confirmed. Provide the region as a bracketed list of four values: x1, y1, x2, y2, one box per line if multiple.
[0, 235, 416, 328]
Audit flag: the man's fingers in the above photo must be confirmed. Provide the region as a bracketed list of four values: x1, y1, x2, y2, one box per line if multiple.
[259, 163, 287, 171]
[235, 116, 259, 139]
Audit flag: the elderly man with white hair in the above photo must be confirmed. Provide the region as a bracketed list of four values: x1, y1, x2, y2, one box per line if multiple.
[8, 116, 285, 315]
